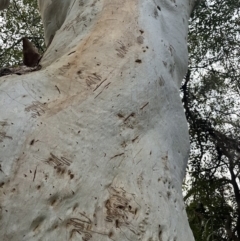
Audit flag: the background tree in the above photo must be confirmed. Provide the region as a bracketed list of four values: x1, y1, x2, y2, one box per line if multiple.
[183, 0, 240, 240]
[0, 0, 44, 67]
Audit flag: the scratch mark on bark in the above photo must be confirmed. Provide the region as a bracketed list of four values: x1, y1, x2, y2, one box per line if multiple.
[55, 85, 61, 94]
[133, 148, 143, 163]
[110, 153, 124, 160]
[140, 102, 149, 110]
[93, 78, 107, 91]
[132, 136, 139, 143]
[0, 132, 12, 142]
[68, 51, 76, 56]
[0, 164, 5, 174]
[124, 112, 135, 122]
[33, 166, 37, 181]
[136, 159, 142, 165]
[94, 82, 111, 99]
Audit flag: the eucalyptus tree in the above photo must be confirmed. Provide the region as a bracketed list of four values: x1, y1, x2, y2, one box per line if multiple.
[0, 1, 197, 240]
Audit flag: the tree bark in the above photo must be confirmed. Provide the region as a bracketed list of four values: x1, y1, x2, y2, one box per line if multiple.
[0, 0, 196, 240]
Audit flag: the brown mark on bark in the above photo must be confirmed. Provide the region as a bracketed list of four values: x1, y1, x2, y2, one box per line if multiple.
[25, 101, 47, 118]
[117, 113, 124, 118]
[105, 186, 139, 233]
[67, 214, 93, 241]
[0, 131, 12, 142]
[132, 136, 139, 143]
[45, 153, 72, 168]
[30, 216, 46, 232]
[116, 41, 128, 58]
[86, 73, 102, 86]
[135, 59, 142, 63]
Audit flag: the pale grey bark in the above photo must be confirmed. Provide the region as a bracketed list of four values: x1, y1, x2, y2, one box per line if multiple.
[38, 0, 72, 46]
[0, 1, 196, 240]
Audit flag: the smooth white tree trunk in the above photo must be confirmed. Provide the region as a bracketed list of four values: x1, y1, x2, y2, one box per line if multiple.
[0, 0, 196, 240]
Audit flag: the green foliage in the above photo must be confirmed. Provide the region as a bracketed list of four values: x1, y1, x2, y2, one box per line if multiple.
[184, 0, 240, 240]
[0, 0, 44, 67]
